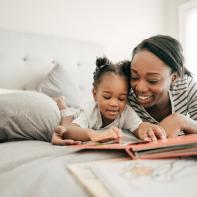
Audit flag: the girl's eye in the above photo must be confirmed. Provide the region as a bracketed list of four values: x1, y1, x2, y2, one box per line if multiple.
[119, 98, 126, 101]
[103, 96, 111, 100]
[118, 95, 127, 101]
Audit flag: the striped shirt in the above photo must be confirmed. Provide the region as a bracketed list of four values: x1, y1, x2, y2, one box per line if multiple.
[128, 75, 197, 123]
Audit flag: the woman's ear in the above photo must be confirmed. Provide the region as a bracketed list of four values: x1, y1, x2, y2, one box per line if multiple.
[171, 72, 178, 83]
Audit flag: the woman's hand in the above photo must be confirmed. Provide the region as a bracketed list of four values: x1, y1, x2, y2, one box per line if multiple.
[88, 126, 122, 143]
[134, 122, 166, 141]
[51, 125, 82, 145]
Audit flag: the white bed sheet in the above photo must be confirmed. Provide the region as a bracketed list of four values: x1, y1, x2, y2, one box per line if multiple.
[0, 140, 127, 197]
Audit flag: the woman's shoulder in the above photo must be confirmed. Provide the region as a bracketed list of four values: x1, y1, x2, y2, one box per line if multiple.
[186, 75, 197, 88]
[171, 74, 197, 93]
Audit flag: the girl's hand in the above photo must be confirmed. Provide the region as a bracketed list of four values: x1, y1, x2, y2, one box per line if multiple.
[134, 122, 166, 142]
[54, 125, 67, 137]
[88, 126, 122, 143]
[51, 125, 82, 145]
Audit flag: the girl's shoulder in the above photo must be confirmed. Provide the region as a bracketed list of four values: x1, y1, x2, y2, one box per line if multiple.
[81, 99, 97, 113]
[123, 104, 138, 115]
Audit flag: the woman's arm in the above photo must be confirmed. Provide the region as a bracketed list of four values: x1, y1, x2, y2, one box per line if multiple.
[159, 113, 197, 137]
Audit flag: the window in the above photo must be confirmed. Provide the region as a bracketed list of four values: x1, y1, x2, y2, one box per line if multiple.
[179, 0, 197, 79]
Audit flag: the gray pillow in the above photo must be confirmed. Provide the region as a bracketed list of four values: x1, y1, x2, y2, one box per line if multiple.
[0, 91, 61, 142]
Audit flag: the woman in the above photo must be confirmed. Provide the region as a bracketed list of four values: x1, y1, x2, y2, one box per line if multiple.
[129, 35, 197, 137]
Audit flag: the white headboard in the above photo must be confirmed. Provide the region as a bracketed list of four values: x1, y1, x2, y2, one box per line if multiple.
[0, 28, 104, 99]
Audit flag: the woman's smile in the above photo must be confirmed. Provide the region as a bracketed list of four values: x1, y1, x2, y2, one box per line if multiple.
[136, 94, 153, 104]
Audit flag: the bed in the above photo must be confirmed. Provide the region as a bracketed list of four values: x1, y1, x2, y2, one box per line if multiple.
[1, 29, 197, 197]
[0, 28, 128, 197]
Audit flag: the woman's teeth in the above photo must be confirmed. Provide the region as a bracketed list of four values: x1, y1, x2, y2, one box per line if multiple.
[138, 95, 150, 100]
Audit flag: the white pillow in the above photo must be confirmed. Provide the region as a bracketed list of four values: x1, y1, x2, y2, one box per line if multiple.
[0, 88, 22, 95]
[37, 64, 82, 108]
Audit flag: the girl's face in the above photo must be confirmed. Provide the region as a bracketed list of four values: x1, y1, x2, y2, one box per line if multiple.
[131, 50, 177, 109]
[93, 73, 128, 124]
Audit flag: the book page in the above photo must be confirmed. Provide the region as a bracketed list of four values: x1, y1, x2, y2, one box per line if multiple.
[67, 158, 129, 197]
[91, 158, 197, 197]
[76, 132, 143, 148]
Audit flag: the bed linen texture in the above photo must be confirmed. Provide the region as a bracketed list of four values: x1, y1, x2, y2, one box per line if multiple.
[0, 140, 126, 197]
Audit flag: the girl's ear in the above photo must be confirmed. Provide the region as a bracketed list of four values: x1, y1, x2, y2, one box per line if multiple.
[92, 88, 97, 101]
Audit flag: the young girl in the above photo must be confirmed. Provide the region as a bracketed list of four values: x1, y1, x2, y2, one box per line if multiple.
[52, 57, 166, 145]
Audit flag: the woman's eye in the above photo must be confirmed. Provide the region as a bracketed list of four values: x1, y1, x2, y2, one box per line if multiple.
[148, 80, 159, 84]
[131, 77, 138, 80]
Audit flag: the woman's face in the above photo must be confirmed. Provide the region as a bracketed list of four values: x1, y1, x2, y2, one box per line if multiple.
[131, 50, 176, 109]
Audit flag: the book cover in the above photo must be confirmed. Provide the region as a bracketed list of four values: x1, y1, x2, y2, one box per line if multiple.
[72, 134, 197, 159]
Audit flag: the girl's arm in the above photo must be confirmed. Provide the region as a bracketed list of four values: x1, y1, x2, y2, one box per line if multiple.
[51, 131, 82, 145]
[63, 124, 92, 141]
[63, 124, 122, 142]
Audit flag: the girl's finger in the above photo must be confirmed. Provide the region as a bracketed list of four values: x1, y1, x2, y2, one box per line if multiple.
[112, 127, 122, 138]
[63, 140, 82, 145]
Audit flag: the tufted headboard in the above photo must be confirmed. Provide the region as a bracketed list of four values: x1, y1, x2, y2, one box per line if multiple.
[0, 29, 104, 101]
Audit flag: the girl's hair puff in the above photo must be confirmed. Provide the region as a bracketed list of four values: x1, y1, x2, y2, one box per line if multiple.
[93, 56, 131, 90]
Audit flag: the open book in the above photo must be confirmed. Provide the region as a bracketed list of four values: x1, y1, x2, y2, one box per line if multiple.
[67, 158, 129, 197]
[68, 158, 197, 197]
[72, 134, 197, 159]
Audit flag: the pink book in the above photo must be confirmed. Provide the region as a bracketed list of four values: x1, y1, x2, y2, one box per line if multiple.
[71, 134, 197, 159]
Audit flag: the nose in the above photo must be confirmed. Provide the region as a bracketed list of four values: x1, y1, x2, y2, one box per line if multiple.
[109, 98, 118, 106]
[135, 80, 148, 93]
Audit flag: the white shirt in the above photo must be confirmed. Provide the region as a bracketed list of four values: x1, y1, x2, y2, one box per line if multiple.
[73, 101, 142, 132]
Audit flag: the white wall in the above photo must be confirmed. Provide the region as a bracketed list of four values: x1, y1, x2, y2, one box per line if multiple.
[0, 0, 165, 61]
[163, 0, 191, 39]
